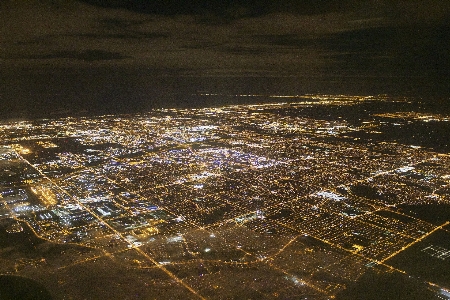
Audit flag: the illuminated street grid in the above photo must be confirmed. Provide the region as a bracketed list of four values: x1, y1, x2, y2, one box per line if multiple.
[0, 94, 450, 299]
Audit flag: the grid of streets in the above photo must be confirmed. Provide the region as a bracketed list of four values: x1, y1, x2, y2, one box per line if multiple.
[0, 94, 450, 299]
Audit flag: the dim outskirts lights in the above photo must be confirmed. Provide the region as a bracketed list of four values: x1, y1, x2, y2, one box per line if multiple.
[196, 92, 381, 100]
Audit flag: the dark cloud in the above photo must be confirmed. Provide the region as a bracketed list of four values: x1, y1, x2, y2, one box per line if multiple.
[78, 0, 271, 17]
[253, 34, 316, 48]
[321, 24, 450, 79]
[76, 0, 450, 24]
[218, 46, 271, 56]
[100, 17, 147, 28]
[67, 32, 168, 40]
[252, 22, 450, 80]
[14, 36, 54, 46]
[3, 50, 128, 61]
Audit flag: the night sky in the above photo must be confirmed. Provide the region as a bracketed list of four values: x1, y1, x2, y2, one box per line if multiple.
[1, 0, 449, 119]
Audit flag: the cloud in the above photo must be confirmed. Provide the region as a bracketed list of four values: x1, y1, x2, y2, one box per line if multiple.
[75, 0, 450, 25]
[26, 50, 129, 61]
[253, 34, 316, 48]
[67, 32, 168, 40]
[0, 0, 448, 83]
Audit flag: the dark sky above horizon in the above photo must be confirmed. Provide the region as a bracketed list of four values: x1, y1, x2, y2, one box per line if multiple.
[1, 0, 449, 118]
